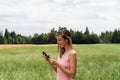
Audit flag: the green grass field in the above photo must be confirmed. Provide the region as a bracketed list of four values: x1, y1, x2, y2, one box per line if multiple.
[0, 44, 120, 80]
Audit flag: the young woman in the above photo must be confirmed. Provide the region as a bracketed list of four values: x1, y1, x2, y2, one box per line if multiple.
[46, 27, 77, 80]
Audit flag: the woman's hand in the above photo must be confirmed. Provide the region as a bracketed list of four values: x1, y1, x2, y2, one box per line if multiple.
[49, 58, 58, 66]
[44, 56, 50, 63]
[47, 58, 57, 72]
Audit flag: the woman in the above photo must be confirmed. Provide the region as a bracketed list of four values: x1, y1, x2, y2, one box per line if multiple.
[46, 27, 77, 80]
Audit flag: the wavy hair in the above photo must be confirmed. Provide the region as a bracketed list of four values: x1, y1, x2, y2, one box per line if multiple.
[56, 27, 72, 58]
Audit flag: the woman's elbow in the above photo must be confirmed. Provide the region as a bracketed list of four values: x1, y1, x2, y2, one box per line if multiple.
[70, 73, 76, 79]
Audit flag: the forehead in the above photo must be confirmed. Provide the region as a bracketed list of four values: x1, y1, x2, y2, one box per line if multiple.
[56, 35, 63, 39]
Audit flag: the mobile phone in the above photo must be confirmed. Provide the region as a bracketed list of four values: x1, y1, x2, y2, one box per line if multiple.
[42, 51, 50, 58]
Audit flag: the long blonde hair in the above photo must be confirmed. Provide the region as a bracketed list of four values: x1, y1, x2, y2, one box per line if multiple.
[56, 27, 72, 58]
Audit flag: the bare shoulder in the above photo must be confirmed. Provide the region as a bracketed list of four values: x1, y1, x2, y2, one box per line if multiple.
[70, 49, 77, 55]
[69, 49, 77, 60]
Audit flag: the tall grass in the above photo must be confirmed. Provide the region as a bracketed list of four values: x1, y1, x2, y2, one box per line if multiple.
[0, 44, 120, 80]
[74, 44, 120, 80]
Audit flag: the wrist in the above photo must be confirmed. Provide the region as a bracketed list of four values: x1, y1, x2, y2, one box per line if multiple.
[56, 61, 59, 67]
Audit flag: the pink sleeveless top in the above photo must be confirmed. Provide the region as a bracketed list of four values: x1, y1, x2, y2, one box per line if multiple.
[56, 53, 73, 80]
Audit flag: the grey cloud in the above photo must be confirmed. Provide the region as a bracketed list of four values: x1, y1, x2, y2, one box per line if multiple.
[0, 0, 120, 36]
[0, 13, 29, 23]
[0, 0, 28, 7]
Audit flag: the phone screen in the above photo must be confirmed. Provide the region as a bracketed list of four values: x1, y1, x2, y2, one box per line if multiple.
[42, 51, 50, 58]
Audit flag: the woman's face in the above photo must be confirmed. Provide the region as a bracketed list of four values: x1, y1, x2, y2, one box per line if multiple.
[56, 35, 67, 48]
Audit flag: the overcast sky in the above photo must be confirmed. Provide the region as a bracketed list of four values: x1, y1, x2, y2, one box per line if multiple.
[0, 0, 120, 36]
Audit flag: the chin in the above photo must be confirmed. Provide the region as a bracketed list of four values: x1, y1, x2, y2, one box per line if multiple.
[59, 45, 65, 48]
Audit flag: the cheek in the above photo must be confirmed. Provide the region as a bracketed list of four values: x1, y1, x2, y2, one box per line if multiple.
[59, 41, 66, 47]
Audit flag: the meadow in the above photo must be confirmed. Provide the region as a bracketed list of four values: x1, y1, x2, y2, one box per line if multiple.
[0, 44, 120, 80]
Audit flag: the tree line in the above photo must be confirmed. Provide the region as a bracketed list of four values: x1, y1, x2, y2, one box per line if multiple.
[0, 27, 120, 44]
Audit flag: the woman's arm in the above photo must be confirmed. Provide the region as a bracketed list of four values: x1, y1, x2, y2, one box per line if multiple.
[58, 53, 77, 78]
[47, 58, 57, 72]
[50, 53, 77, 78]
[43, 51, 57, 72]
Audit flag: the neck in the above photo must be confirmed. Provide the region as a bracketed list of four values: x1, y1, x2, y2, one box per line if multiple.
[64, 45, 72, 52]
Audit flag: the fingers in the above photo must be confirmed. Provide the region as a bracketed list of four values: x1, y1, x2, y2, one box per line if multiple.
[49, 59, 57, 65]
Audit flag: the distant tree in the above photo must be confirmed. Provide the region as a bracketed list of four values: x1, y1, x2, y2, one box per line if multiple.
[111, 29, 120, 43]
[84, 27, 90, 44]
[7, 36, 15, 44]
[31, 33, 39, 44]
[84, 26, 90, 35]
[74, 31, 84, 44]
[90, 32, 100, 44]
[32, 33, 48, 44]
[22, 36, 32, 44]
[38, 34, 46, 44]
[33, 33, 39, 38]
[10, 31, 16, 38]
[118, 29, 120, 43]
[31, 37, 38, 44]
[3, 27, 120, 44]
[9, 31, 16, 44]
[16, 35, 26, 44]
[0, 30, 4, 44]
[70, 29, 75, 43]
[4, 29, 10, 43]
[48, 28, 57, 44]
[100, 31, 113, 43]
[0, 30, 3, 36]
[0, 36, 4, 44]
[4, 29, 9, 39]
[42, 33, 48, 44]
